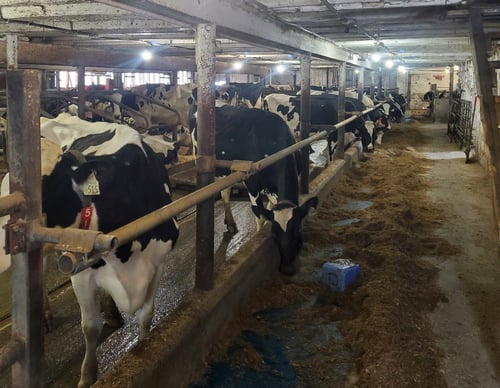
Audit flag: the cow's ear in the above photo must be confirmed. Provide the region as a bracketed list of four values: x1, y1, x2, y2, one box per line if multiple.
[251, 205, 274, 221]
[298, 196, 319, 218]
[72, 160, 114, 190]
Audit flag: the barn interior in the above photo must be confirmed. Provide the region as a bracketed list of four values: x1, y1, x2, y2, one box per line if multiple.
[0, 1, 500, 387]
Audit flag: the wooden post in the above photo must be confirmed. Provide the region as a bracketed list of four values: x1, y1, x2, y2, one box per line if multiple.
[195, 23, 216, 290]
[300, 54, 311, 194]
[357, 68, 364, 103]
[334, 62, 346, 160]
[470, 7, 500, 241]
[77, 66, 86, 120]
[7, 70, 44, 388]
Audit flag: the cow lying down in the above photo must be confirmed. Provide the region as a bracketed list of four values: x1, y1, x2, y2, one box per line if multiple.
[1, 113, 179, 388]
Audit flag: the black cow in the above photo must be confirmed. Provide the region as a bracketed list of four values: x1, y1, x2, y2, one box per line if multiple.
[193, 105, 318, 275]
[37, 114, 180, 388]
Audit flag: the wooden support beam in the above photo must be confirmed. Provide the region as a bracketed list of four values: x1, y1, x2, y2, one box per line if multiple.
[0, 41, 268, 75]
[96, 0, 372, 69]
[470, 7, 500, 241]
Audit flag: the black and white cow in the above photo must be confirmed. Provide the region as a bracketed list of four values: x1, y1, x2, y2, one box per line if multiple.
[264, 93, 375, 158]
[193, 104, 318, 275]
[380, 92, 406, 122]
[109, 84, 196, 142]
[12, 113, 180, 388]
[215, 82, 266, 108]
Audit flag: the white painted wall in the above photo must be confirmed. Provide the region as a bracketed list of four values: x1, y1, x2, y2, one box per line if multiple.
[407, 68, 457, 110]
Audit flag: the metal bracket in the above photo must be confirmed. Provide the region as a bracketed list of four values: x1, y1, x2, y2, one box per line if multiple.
[230, 160, 255, 174]
[54, 228, 107, 275]
[5, 219, 27, 255]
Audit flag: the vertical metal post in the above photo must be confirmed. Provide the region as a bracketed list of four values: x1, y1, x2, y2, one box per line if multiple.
[448, 66, 455, 113]
[299, 54, 311, 194]
[77, 66, 86, 120]
[6, 35, 18, 71]
[195, 23, 216, 290]
[113, 72, 123, 90]
[7, 70, 44, 388]
[334, 62, 346, 160]
[407, 70, 412, 109]
[370, 70, 375, 101]
[357, 68, 364, 103]
[377, 67, 383, 99]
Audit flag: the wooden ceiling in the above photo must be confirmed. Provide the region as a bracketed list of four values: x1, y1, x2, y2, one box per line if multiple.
[0, 0, 499, 72]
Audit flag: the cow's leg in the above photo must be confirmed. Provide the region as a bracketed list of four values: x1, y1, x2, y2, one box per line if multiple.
[221, 187, 238, 234]
[247, 190, 268, 231]
[99, 290, 124, 329]
[71, 274, 102, 388]
[135, 262, 166, 340]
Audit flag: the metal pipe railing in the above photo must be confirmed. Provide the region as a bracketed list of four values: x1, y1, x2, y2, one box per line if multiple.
[106, 103, 383, 250]
[0, 337, 24, 372]
[0, 192, 25, 217]
[3, 101, 383, 277]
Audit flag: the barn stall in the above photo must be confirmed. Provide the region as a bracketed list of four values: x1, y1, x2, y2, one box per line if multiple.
[0, 1, 499, 387]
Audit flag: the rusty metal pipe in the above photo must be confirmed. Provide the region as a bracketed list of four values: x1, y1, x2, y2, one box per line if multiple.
[0, 338, 24, 373]
[0, 192, 25, 217]
[30, 224, 118, 252]
[112, 170, 246, 247]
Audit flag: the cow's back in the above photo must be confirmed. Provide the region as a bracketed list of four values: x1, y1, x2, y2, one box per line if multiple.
[215, 105, 299, 204]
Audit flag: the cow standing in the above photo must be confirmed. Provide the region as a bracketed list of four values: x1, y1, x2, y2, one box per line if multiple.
[193, 105, 318, 275]
[27, 113, 179, 388]
[264, 93, 375, 158]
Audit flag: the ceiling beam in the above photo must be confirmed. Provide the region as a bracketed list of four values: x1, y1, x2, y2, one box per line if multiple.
[0, 41, 268, 74]
[95, 0, 373, 69]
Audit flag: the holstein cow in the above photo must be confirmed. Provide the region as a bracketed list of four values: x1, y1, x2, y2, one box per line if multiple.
[19, 113, 179, 388]
[192, 104, 318, 275]
[264, 93, 374, 158]
[215, 82, 266, 108]
[42, 112, 180, 167]
[339, 94, 391, 149]
[380, 92, 406, 123]
[109, 84, 196, 151]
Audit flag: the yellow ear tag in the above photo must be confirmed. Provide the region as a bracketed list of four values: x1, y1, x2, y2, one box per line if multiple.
[82, 170, 101, 196]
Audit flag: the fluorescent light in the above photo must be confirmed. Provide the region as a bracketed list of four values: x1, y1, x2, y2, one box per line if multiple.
[385, 59, 394, 69]
[141, 50, 153, 61]
[397, 65, 406, 73]
[372, 53, 381, 62]
[233, 61, 243, 71]
[454, 65, 460, 71]
[276, 64, 286, 73]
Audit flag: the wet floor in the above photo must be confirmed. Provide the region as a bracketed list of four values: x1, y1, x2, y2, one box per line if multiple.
[192, 296, 353, 388]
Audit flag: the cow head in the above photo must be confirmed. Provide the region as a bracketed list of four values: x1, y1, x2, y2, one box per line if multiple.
[252, 196, 319, 275]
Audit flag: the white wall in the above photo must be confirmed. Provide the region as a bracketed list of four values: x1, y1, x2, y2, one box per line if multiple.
[407, 68, 457, 110]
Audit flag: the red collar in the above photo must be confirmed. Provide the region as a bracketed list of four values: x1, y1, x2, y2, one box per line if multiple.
[79, 206, 93, 229]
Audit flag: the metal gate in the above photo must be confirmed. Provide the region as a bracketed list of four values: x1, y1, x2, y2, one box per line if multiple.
[447, 96, 475, 163]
